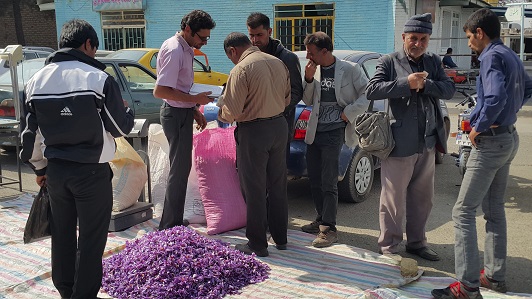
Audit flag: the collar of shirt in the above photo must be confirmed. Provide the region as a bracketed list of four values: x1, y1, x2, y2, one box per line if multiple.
[176, 32, 195, 56]
[478, 38, 503, 62]
[238, 46, 261, 63]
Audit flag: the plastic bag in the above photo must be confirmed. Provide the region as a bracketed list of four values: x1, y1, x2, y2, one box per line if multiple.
[23, 186, 51, 243]
[109, 137, 148, 211]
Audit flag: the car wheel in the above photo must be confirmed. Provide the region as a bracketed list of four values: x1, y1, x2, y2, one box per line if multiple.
[435, 117, 451, 164]
[338, 149, 374, 203]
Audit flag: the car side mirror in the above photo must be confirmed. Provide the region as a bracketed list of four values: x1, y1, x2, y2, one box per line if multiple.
[206, 65, 211, 72]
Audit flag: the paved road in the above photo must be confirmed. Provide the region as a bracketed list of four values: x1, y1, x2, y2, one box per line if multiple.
[1, 94, 531, 294]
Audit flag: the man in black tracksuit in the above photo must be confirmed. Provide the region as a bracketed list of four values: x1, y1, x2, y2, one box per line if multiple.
[247, 12, 303, 143]
[20, 19, 134, 299]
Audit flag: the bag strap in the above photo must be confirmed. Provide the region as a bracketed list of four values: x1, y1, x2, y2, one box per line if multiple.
[367, 99, 390, 114]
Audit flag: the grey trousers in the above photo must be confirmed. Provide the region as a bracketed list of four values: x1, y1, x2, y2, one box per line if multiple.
[158, 103, 194, 230]
[236, 116, 288, 251]
[378, 148, 435, 253]
[453, 130, 519, 288]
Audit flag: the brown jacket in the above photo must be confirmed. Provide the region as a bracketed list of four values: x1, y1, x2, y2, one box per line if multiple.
[218, 47, 290, 123]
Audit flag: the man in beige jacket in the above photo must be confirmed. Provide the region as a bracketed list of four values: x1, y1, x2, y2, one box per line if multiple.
[300, 31, 368, 248]
[218, 32, 290, 257]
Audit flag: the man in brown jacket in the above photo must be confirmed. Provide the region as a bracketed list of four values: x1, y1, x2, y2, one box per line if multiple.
[218, 32, 290, 257]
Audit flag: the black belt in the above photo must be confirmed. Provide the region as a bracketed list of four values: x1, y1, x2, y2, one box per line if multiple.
[237, 114, 283, 124]
[162, 102, 195, 109]
[478, 125, 515, 136]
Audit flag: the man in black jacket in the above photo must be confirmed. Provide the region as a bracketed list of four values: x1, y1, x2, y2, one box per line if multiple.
[247, 12, 303, 143]
[20, 19, 134, 299]
[366, 13, 455, 261]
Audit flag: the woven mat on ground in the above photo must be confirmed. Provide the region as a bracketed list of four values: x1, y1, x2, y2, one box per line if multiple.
[1, 193, 531, 299]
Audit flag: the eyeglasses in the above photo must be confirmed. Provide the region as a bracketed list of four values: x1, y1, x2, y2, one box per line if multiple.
[195, 32, 210, 42]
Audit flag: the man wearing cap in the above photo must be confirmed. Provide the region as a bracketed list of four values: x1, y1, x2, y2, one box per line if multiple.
[366, 13, 455, 261]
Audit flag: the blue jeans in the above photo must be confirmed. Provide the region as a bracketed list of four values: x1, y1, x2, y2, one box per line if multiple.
[452, 129, 519, 288]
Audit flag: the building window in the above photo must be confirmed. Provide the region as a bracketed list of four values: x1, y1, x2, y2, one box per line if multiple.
[274, 3, 335, 52]
[441, 10, 460, 52]
[101, 11, 146, 51]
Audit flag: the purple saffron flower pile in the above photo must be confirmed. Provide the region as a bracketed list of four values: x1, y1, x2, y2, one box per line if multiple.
[102, 226, 270, 299]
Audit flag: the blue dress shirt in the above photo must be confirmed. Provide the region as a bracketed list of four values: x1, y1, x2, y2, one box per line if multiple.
[472, 39, 532, 132]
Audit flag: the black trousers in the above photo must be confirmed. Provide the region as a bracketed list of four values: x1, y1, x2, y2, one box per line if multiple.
[306, 127, 344, 227]
[159, 104, 194, 229]
[46, 159, 113, 299]
[236, 116, 288, 250]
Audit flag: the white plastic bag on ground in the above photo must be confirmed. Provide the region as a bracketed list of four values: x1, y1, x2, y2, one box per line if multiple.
[148, 124, 170, 218]
[148, 123, 206, 223]
[110, 137, 148, 211]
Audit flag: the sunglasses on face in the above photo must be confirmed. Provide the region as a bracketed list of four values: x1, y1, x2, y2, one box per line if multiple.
[195, 32, 210, 42]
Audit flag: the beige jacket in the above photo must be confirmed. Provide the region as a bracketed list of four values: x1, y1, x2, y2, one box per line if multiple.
[302, 57, 368, 148]
[218, 47, 290, 123]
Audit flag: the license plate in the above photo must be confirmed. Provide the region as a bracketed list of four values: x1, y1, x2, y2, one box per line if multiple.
[456, 132, 472, 146]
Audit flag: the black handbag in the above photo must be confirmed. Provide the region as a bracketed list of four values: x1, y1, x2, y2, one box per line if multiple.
[23, 186, 52, 243]
[354, 100, 395, 160]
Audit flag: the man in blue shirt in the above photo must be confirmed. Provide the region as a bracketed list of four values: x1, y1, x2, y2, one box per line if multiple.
[432, 8, 532, 299]
[442, 47, 458, 68]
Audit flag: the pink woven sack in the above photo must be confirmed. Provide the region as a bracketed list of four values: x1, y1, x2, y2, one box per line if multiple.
[192, 127, 247, 235]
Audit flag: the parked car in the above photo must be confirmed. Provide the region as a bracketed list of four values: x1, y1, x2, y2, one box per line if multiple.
[201, 50, 450, 203]
[0, 48, 53, 77]
[0, 57, 162, 149]
[21, 46, 55, 53]
[107, 48, 229, 86]
[96, 49, 115, 57]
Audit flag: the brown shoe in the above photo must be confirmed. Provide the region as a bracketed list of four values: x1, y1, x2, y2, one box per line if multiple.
[312, 225, 338, 248]
[301, 220, 322, 234]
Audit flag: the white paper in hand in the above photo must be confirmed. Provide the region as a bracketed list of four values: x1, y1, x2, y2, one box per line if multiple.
[189, 83, 224, 98]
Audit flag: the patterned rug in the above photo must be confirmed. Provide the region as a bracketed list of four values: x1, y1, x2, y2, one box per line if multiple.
[1, 193, 530, 299]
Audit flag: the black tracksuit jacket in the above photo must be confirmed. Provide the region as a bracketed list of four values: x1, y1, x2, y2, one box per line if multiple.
[19, 48, 135, 175]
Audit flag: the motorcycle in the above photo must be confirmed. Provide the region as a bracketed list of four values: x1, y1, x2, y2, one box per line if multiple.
[452, 89, 477, 176]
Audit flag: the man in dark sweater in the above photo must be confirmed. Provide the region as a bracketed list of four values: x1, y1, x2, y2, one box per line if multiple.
[247, 12, 303, 143]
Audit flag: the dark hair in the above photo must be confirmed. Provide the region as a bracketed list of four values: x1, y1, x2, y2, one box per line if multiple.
[446, 47, 453, 54]
[59, 19, 99, 49]
[181, 10, 216, 34]
[223, 32, 252, 52]
[304, 31, 333, 52]
[463, 8, 500, 39]
[247, 12, 270, 29]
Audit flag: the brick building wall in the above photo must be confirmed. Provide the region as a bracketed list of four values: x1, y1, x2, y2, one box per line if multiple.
[0, 1, 57, 49]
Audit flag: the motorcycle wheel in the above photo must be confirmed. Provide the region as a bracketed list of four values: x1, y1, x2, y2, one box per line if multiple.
[459, 149, 470, 177]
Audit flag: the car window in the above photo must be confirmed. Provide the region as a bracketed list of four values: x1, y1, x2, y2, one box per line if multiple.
[23, 53, 37, 60]
[0, 59, 45, 85]
[193, 59, 206, 72]
[104, 64, 124, 91]
[119, 64, 156, 91]
[36, 52, 51, 58]
[107, 50, 147, 61]
[362, 58, 379, 80]
[150, 52, 157, 70]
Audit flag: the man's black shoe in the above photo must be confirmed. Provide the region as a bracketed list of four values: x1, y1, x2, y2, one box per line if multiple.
[275, 243, 287, 250]
[406, 246, 440, 261]
[235, 243, 269, 257]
